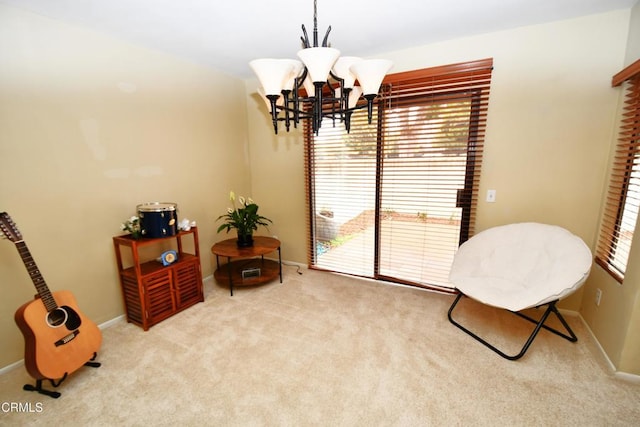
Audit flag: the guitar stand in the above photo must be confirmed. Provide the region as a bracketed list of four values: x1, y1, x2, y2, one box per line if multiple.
[23, 352, 101, 399]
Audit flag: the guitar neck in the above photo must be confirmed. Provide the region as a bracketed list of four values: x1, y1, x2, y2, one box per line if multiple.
[14, 240, 58, 312]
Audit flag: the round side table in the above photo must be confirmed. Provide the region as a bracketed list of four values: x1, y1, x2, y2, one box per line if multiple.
[211, 236, 282, 296]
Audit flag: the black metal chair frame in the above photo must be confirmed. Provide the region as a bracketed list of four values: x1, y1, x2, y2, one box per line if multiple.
[447, 293, 578, 361]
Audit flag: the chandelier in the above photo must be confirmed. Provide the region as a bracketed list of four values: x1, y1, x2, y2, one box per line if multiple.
[250, 0, 393, 135]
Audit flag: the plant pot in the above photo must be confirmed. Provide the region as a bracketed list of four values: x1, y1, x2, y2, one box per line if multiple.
[237, 233, 254, 248]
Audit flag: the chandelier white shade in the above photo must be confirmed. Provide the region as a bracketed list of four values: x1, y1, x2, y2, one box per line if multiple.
[250, 0, 392, 134]
[332, 56, 362, 88]
[350, 59, 394, 95]
[249, 59, 294, 96]
[297, 47, 341, 83]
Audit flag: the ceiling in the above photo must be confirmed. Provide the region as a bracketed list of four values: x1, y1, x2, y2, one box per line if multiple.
[2, 0, 636, 78]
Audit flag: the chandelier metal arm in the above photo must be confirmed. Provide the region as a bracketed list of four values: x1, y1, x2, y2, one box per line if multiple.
[268, 90, 373, 135]
[266, 95, 281, 134]
[321, 26, 331, 47]
[328, 70, 349, 113]
[294, 68, 309, 93]
[301, 25, 310, 49]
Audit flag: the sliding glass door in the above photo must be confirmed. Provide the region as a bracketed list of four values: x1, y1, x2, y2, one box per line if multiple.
[377, 98, 474, 289]
[305, 60, 493, 291]
[309, 109, 377, 277]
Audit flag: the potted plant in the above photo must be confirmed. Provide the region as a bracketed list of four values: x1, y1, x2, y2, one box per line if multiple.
[120, 215, 142, 239]
[216, 191, 272, 247]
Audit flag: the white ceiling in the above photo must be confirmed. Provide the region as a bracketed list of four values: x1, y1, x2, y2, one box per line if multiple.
[2, 0, 636, 78]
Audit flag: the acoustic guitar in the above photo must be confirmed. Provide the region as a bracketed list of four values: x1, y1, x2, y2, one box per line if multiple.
[0, 212, 102, 383]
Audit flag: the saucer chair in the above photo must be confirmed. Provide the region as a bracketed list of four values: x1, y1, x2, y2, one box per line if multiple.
[447, 222, 592, 360]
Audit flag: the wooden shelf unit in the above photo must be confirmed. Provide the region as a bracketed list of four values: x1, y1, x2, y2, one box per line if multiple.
[113, 228, 204, 330]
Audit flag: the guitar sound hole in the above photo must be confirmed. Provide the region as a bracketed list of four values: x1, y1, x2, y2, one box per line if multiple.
[62, 305, 82, 330]
[46, 306, 82, 330]
[46, 307, 68, 328]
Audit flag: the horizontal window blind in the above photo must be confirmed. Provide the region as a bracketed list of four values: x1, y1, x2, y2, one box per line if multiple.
[376, 61, 492, 288]
[305, 108, 378, 276]
[381, 60, 492, 244]
[596, 60, 640, 282]
[305, 59, 493, 289]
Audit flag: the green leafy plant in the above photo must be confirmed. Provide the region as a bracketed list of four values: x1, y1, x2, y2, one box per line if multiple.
[216, 191, 272, 236]
[121, 215, 141, 238]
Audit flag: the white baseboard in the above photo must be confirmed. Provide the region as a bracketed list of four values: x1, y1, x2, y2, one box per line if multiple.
[262, 258, 308, 270]
[281, 260, 308, 269]
[614, 371, 640, 383]
[0, 359, 24, 375]
[99, 315, 125, 330]
[576, 312, 617, 371]
[575, 312, 640, 381]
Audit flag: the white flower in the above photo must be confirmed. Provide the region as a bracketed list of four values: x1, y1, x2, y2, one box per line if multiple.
[227, 207, 234, 214]
[247, 198, 255, 205]
[121, 215, 141, 234]
[238, 196, 246, 206]
[229, 191, 236, 202]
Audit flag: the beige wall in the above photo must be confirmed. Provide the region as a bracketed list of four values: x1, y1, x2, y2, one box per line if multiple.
[581, 1, 640, 375]
[247, 9, 639, 373]
[244, 89, 308, 265]
[0, 5, 250, 368]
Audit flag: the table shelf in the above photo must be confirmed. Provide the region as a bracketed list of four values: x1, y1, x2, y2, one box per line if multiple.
[120, 253, 199, 278]
[213, 258, 281, 287]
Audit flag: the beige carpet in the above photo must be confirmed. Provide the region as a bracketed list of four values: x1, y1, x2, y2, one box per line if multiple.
[1, 266, 639, 426]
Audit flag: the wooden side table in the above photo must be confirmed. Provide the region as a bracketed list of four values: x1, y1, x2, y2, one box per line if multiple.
[211, 236, 282, 296]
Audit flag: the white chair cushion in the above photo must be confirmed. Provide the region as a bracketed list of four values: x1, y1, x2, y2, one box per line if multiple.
[449, 223, 592, 312]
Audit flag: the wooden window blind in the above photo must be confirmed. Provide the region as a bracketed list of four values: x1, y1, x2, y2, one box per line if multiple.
[304, 59, 493, 289]
[304, 107, 379, 276]
[595, 59, 640, 283]
[379, 59, 493, 241]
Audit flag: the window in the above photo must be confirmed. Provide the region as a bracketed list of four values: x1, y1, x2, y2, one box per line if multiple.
[595, 59, 640, 282]
[304, 59, 493, 290]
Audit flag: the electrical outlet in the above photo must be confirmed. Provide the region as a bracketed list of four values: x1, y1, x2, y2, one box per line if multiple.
[595, 288, 602, 306]
[486, 189, 496, 203]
